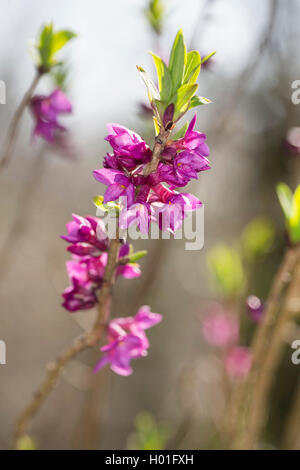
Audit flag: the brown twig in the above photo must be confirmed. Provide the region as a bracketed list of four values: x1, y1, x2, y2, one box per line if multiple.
[228, 244, 300, 449]
[14, 232, 120, 447]
[0, 71, 42, 172]
[281, 377, 300, 450]
[243, 249, 300, 449]
[0, 147, 45, 282]
[143, 128, 171, 177]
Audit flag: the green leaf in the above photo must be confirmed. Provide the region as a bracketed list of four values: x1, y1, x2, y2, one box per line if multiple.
[51, 30, 77, 54]
[127, 250, 148, 263]
[172, 122, 188, 140]
[183, 51, 201, 84]
[190, 95, 211, 108]
[276, 183, 293, 221]
[276, 183, 300, 245]
[290, 184, 300, 243]
[168, 30, 186, 92]
[153, 116, 160, 135]
[173, 83, 198, 120]
[201, 51, 216, 65]
[37, 23, 76, 71]
[93, 195, 119, 213]
[150, 53, 173, 102]
[137, 66, 160, 103]
[38, 23, 53, 69]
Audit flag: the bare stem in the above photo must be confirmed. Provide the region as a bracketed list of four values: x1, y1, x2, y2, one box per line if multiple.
[14, 231, 120, 447]
[228, 245, 300, 449]
[143, 127, 171, 177]
[281, 377, 300, 449]
[243, 248, 300, 449]
[0, 71, 41, 172]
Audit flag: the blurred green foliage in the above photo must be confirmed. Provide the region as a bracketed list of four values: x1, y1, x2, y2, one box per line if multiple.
[241, 217, 275, 262]
[207, 243, 245, 299]
[207, 217, 277, 299]
[16, 435, 36, 450]
[277, 183, 300, 245]
[145, 0, 165, 35]
[127, 411, 170, 450]
[51, 64, 69, 92]
[35, 23, 76, 72]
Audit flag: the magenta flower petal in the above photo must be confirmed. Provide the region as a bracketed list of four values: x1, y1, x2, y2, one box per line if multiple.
[94, 306, 162, 376]
[117, 263, 141, 279]
[93, 355, 110, 373]
[134, 306, 162, 329]
[93, 168, 122, 185]
[49, 88, 72, 113]
[103, 183, 124, 203]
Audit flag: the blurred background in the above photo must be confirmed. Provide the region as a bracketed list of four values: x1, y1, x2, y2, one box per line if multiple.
[1, 0, 300, 450]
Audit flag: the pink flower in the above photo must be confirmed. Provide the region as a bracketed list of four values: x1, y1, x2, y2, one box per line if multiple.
[151, 185, 202, 232]
[61, 214, 108, 255]
[104, 123, 151, 171]
[30, 88, 72, 142]
[225, 347, 252, 378]
[93, 168, 135, 207]
[62, 243, 141, 312]
[202, 308, 239, 347]
[92, 117, 209, 235]
[285, 127, 300, 155]
[94, 306, 162, 376]
[157, 114, 210, 187]
[119, 201, 152, 234]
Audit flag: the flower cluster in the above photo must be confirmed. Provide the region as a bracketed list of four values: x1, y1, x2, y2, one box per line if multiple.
[94, 306, 162, 376]
[93, 115, 209, 234]
[30, 88, 72, 142]
[202, 302, 252, 379]
[61, 214, 162, 376]
[61, 214, 141, 312]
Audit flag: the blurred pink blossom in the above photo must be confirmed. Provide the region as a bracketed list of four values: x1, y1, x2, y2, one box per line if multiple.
[202, 305, 239, 348]
[225, 346, 252, 378]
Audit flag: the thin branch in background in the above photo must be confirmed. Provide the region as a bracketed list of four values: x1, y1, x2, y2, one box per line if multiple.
[13, 232, 121, 447]
[189, 0, 217, 49]
[281, 377, 300, 450]
[242, 256, 300, 449]
[0, 72, 42, 172]
[212, 0, 279, 143]
[0, 147, 45, 282]
[71, 367, 111, 450]
[228, 244, 300, 449]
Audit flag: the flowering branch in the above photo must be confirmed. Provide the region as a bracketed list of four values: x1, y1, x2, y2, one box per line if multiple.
[14, 29, 212, 449]
[13, 122, 169, 448]
[0, 72, 42, 171]
[0, 23, 76, 172]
